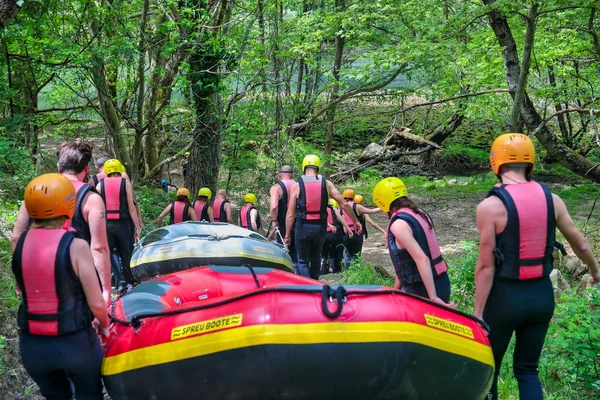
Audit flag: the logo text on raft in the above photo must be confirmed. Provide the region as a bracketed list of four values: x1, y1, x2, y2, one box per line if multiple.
[171, 314, 243, 340]
[424, 314, 474, 339]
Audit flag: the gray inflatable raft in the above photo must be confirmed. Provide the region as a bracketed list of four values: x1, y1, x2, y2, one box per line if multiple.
[130, 222, 293, 282]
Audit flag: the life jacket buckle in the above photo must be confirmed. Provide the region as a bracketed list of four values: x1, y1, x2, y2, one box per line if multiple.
[493, 248, 504, 263]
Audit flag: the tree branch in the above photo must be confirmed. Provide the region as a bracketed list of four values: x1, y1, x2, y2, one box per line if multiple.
[146, 140, 194, 178]
[394, 88, 509, 114]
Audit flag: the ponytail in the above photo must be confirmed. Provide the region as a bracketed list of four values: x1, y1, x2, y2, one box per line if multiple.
[389, 197, 433, 229]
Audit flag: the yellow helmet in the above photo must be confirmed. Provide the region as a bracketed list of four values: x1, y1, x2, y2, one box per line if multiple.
[104, 159, 123, 175]
[372, 177, 408, 213]
[302, 154, 321, 173]
[328, 198, 339, 209]
[198, 187, 212, 198]
[244, 193, 257, 204]
[490, 133, 535, 175]
[354, 194, 364, 205]
[177, 188, 190, 199]
[184, 151, 191, 157]
[25, 173, 76, 220]
[343, 189, 355, 199]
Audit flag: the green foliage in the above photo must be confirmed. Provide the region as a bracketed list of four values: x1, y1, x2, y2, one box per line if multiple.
[0, 139, 35, 201]
[0, 238, 19, 312]
[135, 186, 172, 234]
[358, 168, 383, 184]
[427, 144, 490, 172]
[342, 256, 395, 287]
[445, 241, 478, 313]
[0, 335, 5, 375]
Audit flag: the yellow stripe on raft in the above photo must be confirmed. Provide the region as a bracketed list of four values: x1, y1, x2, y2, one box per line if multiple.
[130, 249, 293, 270]
[102, 321, 494, 376]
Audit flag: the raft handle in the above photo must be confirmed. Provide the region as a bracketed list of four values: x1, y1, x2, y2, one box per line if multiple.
[321, 286, 347, 319]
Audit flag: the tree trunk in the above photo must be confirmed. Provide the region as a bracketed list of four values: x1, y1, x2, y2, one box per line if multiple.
[484, 0, 600, 183]
[323, 0, 345, 167]
[0, 0, 20, 29]
[509, 3, 538, 132]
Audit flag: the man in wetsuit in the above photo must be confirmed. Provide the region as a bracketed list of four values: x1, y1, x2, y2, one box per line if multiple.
[475, 133, 600, 400]
[284, 154, 362, 279]
[269, 165, 297, 268]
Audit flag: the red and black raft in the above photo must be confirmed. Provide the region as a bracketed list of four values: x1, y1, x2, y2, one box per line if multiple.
[102, 266, 494, 399]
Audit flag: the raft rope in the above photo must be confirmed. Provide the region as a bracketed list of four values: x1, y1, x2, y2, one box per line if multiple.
[245, 265, 262, 289]
[109, 285, 490, 334]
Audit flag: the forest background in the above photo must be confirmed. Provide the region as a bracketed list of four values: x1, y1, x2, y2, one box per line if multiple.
[1, 0, 600, 398]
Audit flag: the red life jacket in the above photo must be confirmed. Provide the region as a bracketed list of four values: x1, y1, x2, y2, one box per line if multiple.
[169, 201, 191, 225]
[92, 172, 106, 186]
[276, 179, 295, 225]
[340, 201, 355, 229]
[193, 199, 210, 221]
[64, 179, 97, 243]
[326, 206, 337, 232]
[213, 198, 230, 222]
[12, 228, 92, 336]
[387, 208, 448, 285]
[486, 181, 562, 280]
[239, 204, 261, 232]
[296, 176, 327, 221]
[100, 177, 128, 221]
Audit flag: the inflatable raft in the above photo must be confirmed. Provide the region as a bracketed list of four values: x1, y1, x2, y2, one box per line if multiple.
[103, 266, 494, 399]
[130, 222, 293, 281]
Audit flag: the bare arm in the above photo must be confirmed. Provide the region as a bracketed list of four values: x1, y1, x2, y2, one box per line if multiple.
[71, 239, 109, 333]
[224, 203, 233, 224]
[188, 206, 198, 221]
[250, 209, 258, 232]
[328, 181, 362, 235]
[125, 181, 141, 235]
[83, 193, 111, 306]
[270, 185, 281, 223]
[156, 204, 172, 228]
[364, 214, 386, 235]
[356, 204, 381, 215]
[10, 202, 30, 252]
[474, 199, 498, 319]
[334, 208, 352, 237]
[554, 194, 600, 280]
[391, 219, 443, 304]
[207, 206, 214, 222]
[285, 183, 299, 239]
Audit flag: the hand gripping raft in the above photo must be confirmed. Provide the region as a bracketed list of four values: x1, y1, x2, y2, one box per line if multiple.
[102, 266, 494, 400]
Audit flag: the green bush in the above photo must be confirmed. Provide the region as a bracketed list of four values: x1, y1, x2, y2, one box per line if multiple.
[445, 241, 478, 313]
[342, 256, 395, 287]
[358, 168, 383, 184]
[0, 139, 35, 201]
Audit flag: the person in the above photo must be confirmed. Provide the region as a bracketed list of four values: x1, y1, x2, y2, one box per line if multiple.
[474, 133, 600, 400]
[160, 179, 169, 193]
[340, 188, 383, 267]
[239, 193, 261, 232]
[96, 159, 142, 287]
[285, 154, 362, 279]
[269, 165, 297, 267]
[12, 173, 110, 400]
[321, 199, 353, 275]
[157, 188, 197, 227]
[88, 153, 110, 186]
[373, 177, 452, 306]
[353, 194, 386, 237]
[180, 151, 190, 178]
[213, 189, 234, 224]
[11, 139, 111, 305]
[193, 187, 214, 222]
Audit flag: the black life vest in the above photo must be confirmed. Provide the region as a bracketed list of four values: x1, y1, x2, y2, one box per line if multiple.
[193, 199, 210, 221]
[68, 180, 97, 243]
[276, 179, 295, 226]
[169, 201, 191, 225]
[100, 177, 129, 221]
[486, 181, 563, 280]
[387, 209, 448, 285]
[12, 229, 92, 336]
[353, 202, 368, 239]
[296, 176, 327, 221]
[92, 172, 106, 186]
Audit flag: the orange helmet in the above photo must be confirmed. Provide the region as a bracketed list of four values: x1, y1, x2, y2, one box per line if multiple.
[177, 188, 190, 199]
[25, 173, 76, 220]
[343, 189, 355, 199]
[354, 194, 365, 205]
[490, 133, 535, 175]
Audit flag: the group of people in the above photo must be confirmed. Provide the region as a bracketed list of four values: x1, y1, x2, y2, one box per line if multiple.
[7, 134, 600, 400]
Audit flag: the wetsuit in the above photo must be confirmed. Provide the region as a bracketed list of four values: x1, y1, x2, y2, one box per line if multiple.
[275, 179, 297, 266]
[484, 181, 558, 400]
[295, 175, 328, 279]
[387, 207, 451, 302]
[341, 201, 363, 267]
[12, 228, 103, 400]
[321, 205, 344, 274]
[100, 177, 135, 284]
